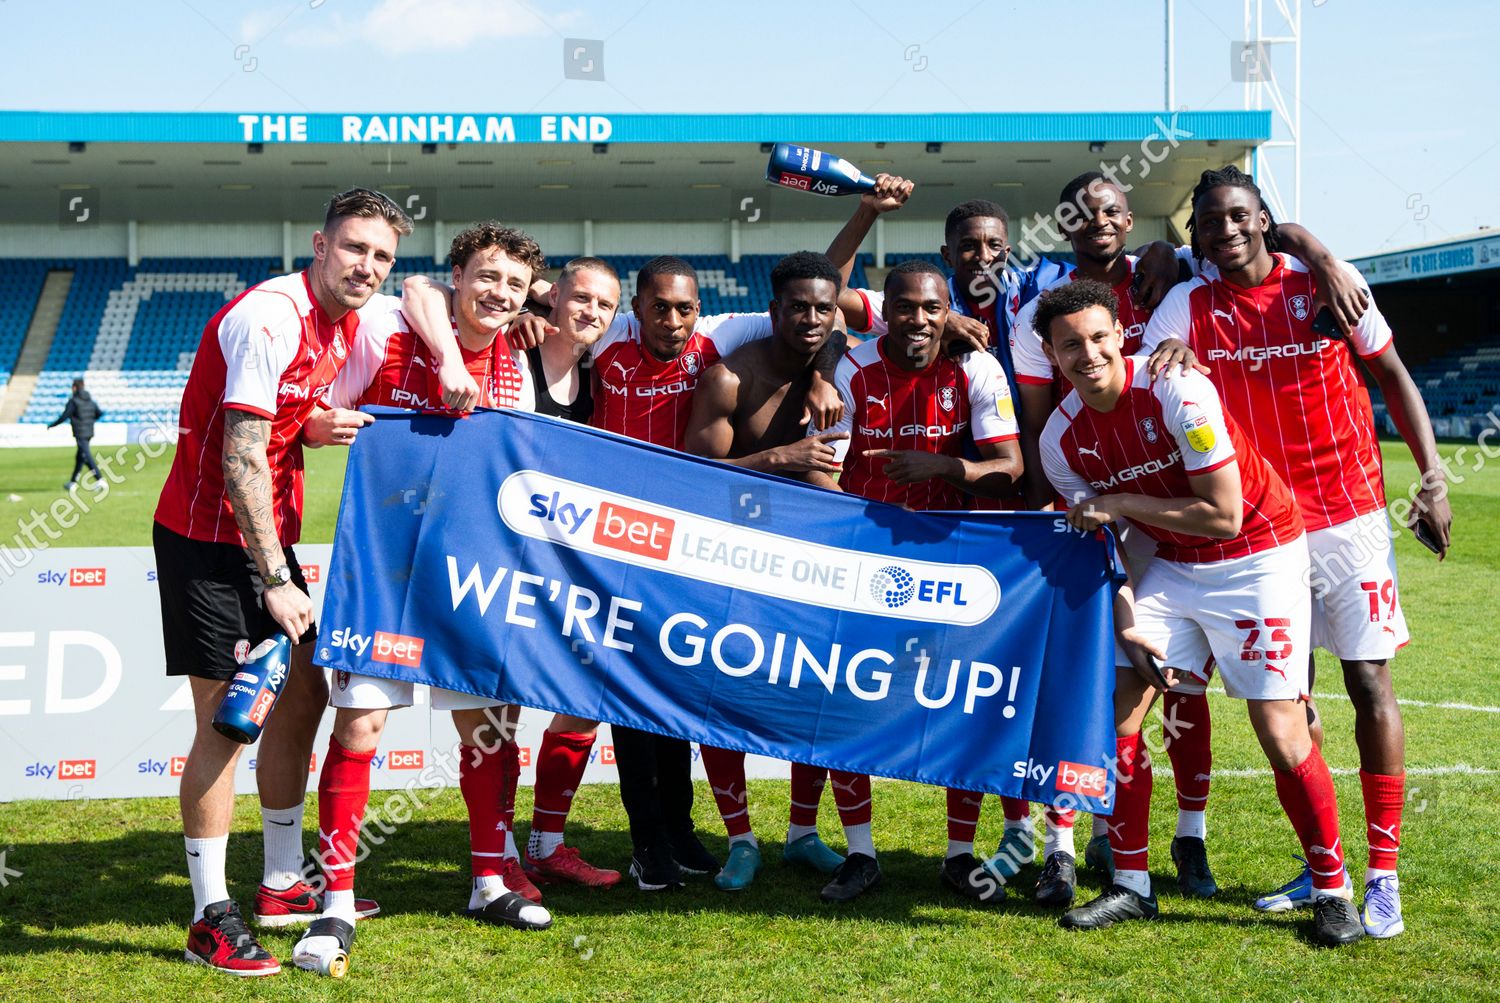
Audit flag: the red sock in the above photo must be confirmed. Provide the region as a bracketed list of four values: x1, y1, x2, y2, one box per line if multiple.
[1272, 744, 1346, 890]
[1164, 689, 1213, 811]
[700, 745, 752, 838]
[497, 739, 520, 843]
[946, 788, 983, 843]
[1000, 796, 1030, 822]
[1109, 733, 1152, 873]
[460, 743, 505, 877]
[531, 730, 594, 834]
[829, 771, 871, 827]
[318, 736, 374, 892]
[1044, 806, 1076, 828]
[1360, 769, 1404, 872]
[788, 762, 827, 827]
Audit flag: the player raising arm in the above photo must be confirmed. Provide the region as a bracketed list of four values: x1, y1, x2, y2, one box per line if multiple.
[1032, 279, 1364, 947]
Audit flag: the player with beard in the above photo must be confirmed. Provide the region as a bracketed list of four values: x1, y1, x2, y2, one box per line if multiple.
[1143, 166, 1450, 939]
[681, 251, 867, 896]
[804, 259, 1023, 903]
[153, 189, 413, 977]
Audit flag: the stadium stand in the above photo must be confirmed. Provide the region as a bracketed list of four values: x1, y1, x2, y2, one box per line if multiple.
[5, 251, 1496, 435]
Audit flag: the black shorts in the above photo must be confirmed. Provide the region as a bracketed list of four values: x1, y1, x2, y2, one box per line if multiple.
[153, 521, 316, 680]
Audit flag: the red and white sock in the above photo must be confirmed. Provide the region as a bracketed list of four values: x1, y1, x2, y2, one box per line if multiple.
[787, 762, 827, 842]
[497, 739, 520, 861]
[1360, 768, 1404, 883]
[701, 745, 756, 847]
[945, 788, 983, 858]
[528, 730, 594, 860]
[830, 770, 873, 857]
[1163, 689, 1212, 840]
[317, 736, 374, 916]
[1044, 807, 1076, 859]
[460, 743, 507, 880]
[1109, 732, 1152, 897]
[1272, 744, 1347, 896]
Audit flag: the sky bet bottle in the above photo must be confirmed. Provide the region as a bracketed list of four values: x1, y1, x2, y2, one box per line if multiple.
[212, 633, 293, 744]
[765, 144, 877, 196]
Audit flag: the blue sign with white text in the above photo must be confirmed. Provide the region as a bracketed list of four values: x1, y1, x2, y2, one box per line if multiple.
[316, 408, 1118, 811]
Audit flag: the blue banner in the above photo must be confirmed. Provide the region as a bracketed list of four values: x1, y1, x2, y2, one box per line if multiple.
[315, 408, 1119, 812]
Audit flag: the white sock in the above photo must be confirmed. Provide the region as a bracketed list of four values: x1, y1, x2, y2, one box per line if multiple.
[1313, 881, 1353, 902]
[1091, 814, 1109, 839]
[843, 823, 875, 859]
[322, 888, 357, 922]
[1114, 867, 1152, 898]
[1175, 810, 1207, 841]
[1365, 867, 1397, 887]
[528, 829, 565, 860]
[786, 823, 818, 843]
[1003, 816, 1035, 838]
[186, 835, 230, 923]
[261, 804, 306, 890]
[503, 829, 520, 861]
[1045, 817, 1076, 860]
[728, 832, 759, 849]
[946, 839, 974, 860]
[469, 874, 507, 909]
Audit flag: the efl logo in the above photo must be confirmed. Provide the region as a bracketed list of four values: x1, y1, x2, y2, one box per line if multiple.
[1055, 760, 1108, 797]
[593, 501, 674, 561]
[170, 755, 187, 777]
[59, 759, 96, 781]
[69, 567, 106, 587]
[303, 564, 322, 584]
[387, 750, 424, 770]
[372, 631, 424, 668]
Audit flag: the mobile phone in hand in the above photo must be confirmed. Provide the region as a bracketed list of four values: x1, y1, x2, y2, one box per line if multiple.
[1413, 518, 1443, 554]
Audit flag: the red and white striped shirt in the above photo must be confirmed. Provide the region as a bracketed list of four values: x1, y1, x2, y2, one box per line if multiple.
[1040, 358, 1303, 563]
[155, 271, 357, 546]
[590, 311, 771, 448]
[821, 336, 1019, 511]
[325, 295, 531, 412]
[1142, 254, 1391, 532]
[1010, 256, 1154, 394]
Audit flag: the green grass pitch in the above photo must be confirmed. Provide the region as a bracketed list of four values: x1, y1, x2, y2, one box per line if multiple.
[0, 440, 1497, 1000]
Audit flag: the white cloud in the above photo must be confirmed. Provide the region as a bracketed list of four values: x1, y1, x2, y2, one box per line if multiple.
[246, 0, 582, 55]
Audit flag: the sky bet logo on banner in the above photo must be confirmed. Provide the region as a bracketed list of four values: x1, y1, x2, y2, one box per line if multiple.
[316, 408, 1120, 808]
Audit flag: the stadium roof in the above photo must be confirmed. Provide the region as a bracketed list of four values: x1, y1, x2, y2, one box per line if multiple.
[0, 110, 1269, 225]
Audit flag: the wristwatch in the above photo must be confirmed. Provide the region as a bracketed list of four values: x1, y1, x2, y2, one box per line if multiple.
[261, 564, 293, 589]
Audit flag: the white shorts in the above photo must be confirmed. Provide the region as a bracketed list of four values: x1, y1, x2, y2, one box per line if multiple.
[329, 670, 503, 711]
[1128, 537, 1312, 701]
[1306, 510, 1410, 662]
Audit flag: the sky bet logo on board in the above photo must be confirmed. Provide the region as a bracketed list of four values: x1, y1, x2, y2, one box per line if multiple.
[36, 568, 107, 587]
[500, 470, 1001, 626]
[25, 760, 97, 780]
[138, 756, 187, 777]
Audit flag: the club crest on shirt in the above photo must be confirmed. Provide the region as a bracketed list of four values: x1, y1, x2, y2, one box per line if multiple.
[681, 351, 702, 375]
[1139, 417, 1159, 443]
[938, 385, 957, 412]
[1181, 411, 1216, 453]
[332, 335, 347, 360]
[1290, 294, 1310, 322]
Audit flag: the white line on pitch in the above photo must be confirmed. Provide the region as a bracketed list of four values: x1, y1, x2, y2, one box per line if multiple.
[1155, 764, 1499, 779]
[1207, 687, 1500, 714]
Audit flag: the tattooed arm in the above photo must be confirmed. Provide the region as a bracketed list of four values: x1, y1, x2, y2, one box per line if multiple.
[222, 409, 313, 640]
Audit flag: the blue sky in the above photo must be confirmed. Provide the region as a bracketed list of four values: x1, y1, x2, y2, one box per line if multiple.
[2, 0, 1495, 256]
